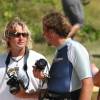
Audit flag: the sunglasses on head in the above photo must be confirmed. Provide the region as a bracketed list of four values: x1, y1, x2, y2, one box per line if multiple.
[8, 32, 29, 37]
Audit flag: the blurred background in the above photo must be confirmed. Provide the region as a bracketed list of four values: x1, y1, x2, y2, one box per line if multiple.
[0, 0, 100, 99]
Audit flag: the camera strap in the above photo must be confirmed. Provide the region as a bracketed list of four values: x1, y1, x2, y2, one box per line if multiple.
[5, 47, 29, 90]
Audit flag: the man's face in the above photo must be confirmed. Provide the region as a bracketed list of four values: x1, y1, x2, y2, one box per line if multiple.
[7, 25, 28, 50]
[43, 27, 59, 47]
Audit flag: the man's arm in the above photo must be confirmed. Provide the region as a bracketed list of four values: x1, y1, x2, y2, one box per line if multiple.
[67, 24, 80, 38]
[62, 0, 84, 38]
[79, 77, 93, 100]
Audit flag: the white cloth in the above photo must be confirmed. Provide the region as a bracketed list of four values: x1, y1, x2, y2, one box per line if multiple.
[0, 50, 50, 100]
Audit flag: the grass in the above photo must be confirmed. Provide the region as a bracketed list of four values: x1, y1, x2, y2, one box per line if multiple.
[83, 38, 100, 68]
[92, 91, 98, 100]
[84, 0, 100, 30]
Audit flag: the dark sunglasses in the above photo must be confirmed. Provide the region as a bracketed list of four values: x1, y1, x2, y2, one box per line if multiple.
[8, 32, 29, 37]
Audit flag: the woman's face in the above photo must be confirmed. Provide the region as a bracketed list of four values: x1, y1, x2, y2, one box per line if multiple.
[7, 24, 28, 50]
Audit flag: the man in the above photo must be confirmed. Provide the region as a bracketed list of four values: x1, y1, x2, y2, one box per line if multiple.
[0, 17, 49, 100]
[42, 11, 93, 100]
[61, 0, 84, 38]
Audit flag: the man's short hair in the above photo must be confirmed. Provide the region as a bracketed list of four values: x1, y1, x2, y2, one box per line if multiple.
[43, 11, 72, 37]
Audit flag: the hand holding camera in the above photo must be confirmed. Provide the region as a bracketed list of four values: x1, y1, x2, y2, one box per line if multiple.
[6, 67, 29, 95]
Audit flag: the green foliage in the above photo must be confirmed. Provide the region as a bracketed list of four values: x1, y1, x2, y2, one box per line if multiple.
[0, 0, 100, 75]
[80, 24, 100, 41]
[0, 0, 62, 42]
[0, 0, 100, 43]
[83, 0, 100, 38]
[81, 0, 91, 5]
[32, 25, 44, 43]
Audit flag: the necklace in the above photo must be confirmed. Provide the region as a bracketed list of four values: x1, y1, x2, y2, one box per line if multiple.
[10, 56, 24, 67]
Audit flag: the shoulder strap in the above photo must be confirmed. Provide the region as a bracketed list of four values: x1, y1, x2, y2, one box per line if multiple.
[5, 52, 11, 68]
[23, 48, 30, 89]
[23, 48, 29, 71]
[5, 52, 11, 77]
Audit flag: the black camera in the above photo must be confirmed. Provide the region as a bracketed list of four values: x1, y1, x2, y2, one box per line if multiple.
[7, 75, 20, 94]
[35, 59, 47, 70]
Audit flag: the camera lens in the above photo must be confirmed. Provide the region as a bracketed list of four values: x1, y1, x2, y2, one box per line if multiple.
[35, 59, 47, 70]
[7, 75, 20, 94]
[9, 85, 20, 94]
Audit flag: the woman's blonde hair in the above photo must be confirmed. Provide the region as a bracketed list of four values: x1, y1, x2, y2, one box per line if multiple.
[3, 17, 32, 49]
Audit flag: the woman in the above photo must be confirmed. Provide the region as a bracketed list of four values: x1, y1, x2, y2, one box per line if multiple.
[0, 17, 49, 100]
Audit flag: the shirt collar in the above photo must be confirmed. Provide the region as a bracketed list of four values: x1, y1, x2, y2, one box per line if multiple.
[57, 38, 71, 50]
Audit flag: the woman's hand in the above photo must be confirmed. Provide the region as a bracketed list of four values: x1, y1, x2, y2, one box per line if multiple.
[15, 85, 39, 98]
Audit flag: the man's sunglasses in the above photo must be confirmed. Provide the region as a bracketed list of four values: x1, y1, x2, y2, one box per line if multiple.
[8, 32, 29, 37]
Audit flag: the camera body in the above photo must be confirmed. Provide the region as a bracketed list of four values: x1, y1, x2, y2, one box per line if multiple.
[35, 59, 47, 70]
[7, 75, 20, 94]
